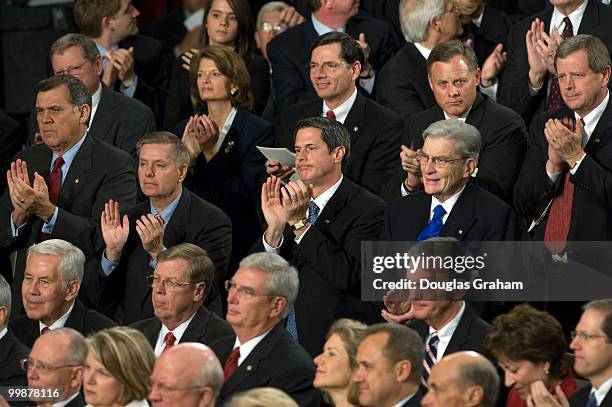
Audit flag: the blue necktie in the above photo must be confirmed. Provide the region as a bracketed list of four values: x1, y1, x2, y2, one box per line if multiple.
[286, 201, 319, 340]
[417, 205, 446, 241]
[421, 332, 439, 387]
[587, 392, 598, 407]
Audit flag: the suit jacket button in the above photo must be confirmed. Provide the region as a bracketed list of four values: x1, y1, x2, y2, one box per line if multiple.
[246, 365, 253, 372]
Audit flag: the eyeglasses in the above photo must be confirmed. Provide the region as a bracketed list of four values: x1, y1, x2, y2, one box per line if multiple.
[151, 381, 208, 395]
[224, 280, 277, 300]
[259, 21, 288, 34]
[308, 61, 351, 73]
[570, 330, 609, 342]
[21, 358, 81, 375]
[53, 61, 89, 76]
[415, 151, 469, 168]
[146, 275, 195, 291]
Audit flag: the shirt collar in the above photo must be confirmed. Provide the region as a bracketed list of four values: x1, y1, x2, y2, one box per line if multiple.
[233, 329, 273, 365]
[471, 6, 485, 27]
[592, 377, 612, 405]
[311, 175, 343, 218]
[92, 82, 102, 109]
[550, 0, 587, 36]
[413, 42, 432, 60]
[443, 106, 472, 121]
[575, 90, 609, 144]
[429, 301, 466, 338]
[211, 107, 238, 156]
[150, 187, 183, 228]
[311, 14, 345, 36]
[159, 311, 197, 345]
[430, 185, 466, 224]
[51, 132, 88, 173]
[39, 301, 75, 332]
[0, 327, 7, 340]
[392, 392, 419, 407]
[322, 88, 358, 124]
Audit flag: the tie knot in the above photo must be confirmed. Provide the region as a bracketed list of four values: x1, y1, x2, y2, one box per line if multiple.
[164, 332, 176, 348]
[428, 333, 439, 348]
[53, 156, 65, 171]
[40, 327, 50, 335]
[326, 110, 336, 121]
[562, 17, 573, 39]
[432, 205, 446, 219]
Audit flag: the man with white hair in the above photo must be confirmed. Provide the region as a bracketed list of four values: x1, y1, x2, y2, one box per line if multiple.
[9, 239, 115, 347]
[211, 252, 320, 406]
[0, 275, 29, 386]
[150, 342, 224, 407]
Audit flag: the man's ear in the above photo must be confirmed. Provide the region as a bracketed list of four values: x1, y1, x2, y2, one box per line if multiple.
[333, 145, 346, 165]
[269, 296, 287, 319]
[64, 280, 81, 302]
[395, 360, 412, 382]
[79, 104, 91, 126]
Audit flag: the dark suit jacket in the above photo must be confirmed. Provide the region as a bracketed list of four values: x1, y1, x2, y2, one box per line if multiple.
[381, 181, 521, 242]
[0, 111, 24, 196]
[514, 102, 612, 242]
[462, 6, 514, 68]
[131, 304, 233, 349]
[409, 304, 493, 356]
[163, 53, 270, 130]
[0, 329, 29, 386]
[0, 136, 137, 319]
[9, 299, 116, 348]
[399, 93, 527, 202]
[498, 0, 612, 125]
[118, 34, 172, 124]
[98, 187, 232, 324]
[401, 391, 423, 407]
[65, 393, 86, 407]
[211, 323, 320, 407]
[570, 384, 612, 407]
[276, 92, 404, 197]
[376, 42, 437, 126]
[185, 109, 273, 271]
[89, 85, 156, 159]
[254, 178, 385, 356]
[267, 15, 395, 106]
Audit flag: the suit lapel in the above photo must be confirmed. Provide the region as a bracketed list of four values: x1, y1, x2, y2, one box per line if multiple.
[578, 0, 601, 34]
[88, 86, 115, 143]
[586, 96, 612, 153]
[443, 304, 474, 356]
[465, 93, 485, 128]
[442, 183, 477, 240]
[314, 178, 350, 230]
[143, 319, 163, 348]
[344, 93, 366, 145]
[64, 300, 86, 333]
[163, 188, 190, 247]
[181, 306, 209, 343]
[57, 136, 94, 209]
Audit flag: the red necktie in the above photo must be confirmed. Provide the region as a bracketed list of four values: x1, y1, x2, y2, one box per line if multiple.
[223, 347, 240, 381]
[48, 156, 64, 205]
[326, 110, 336, 121]
[544, 118, 583, 253]
[547, 17, 574, 110]
[163, 332, 175, 352]
[40, 327, 50, 335]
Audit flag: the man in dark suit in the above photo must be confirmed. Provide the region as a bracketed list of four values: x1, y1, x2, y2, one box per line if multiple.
[49, 33, 156, 158]
[211, 252, 320, 406]
[381, 120, 520, 242]
[498, 0, 612, 126]
[375, 0, 463, 125]
[514, 35, 612, 248]
[394, 40, 526, 203]
[422, 352, 500, 407]
[267, 0, 395, 106]
[0, 276, 29, 387]
[531, 299, 612, 407]
[10, 239, 116, 348]
[73, 0, 171, 122]
[0, 111, 24, 198]
[131, 243, 232, 356]
[0, 75, 137, 318]
[99, 131, 231, 324]
[272, 32, 403, 198]
[150, 342, 224, 407]
[260, 117, 385, 357]
[354, 323, 424, 407]
[26, 327, 86, 407]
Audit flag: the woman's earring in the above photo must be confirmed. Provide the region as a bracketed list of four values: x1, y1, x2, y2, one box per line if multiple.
[230, 88, 237, 96]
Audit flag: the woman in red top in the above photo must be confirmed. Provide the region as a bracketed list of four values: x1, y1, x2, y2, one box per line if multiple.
[485, 304, 578, 407]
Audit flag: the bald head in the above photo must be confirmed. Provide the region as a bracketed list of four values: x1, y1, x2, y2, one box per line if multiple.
[422, 351, 499, 407]
[150, 343, 223, 407]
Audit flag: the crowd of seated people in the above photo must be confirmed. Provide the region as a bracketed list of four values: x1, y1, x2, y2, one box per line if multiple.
[1, 0, 612, 406]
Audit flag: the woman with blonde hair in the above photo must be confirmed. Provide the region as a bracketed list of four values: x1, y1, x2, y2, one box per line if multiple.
[314, 319, 367, 407]
[84, 327, 155, 407]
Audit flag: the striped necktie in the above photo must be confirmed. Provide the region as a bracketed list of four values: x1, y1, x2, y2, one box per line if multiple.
[422, 332, 439, 387]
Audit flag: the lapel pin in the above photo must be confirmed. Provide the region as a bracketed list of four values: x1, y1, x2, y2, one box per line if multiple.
[75, 178, 79, 183]
[353, 126, 359, 132]
[246, 365, 253, 372]
[225, 140, 235, 154]
[458, 229, 463, 235]
[324, 219, 331, 224]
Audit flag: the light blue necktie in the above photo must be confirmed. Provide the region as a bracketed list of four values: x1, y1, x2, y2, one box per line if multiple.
[417, 205, 446, 241]
[286, 201, 320, 340]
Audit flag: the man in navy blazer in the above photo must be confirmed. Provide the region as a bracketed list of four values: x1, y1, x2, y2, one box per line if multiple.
[131, 244, 232, 356]
[381, 120, 520, 243]
[98, 132, 231, 324]
[267, 0, 395, 106]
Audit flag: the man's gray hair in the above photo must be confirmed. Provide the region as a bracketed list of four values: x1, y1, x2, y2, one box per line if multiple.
[458, 353, 500, 407]
[399, 0, 447, 43]
[50, 33, 101, 64]
[27, 239, 85, 285]
[257, 1, 289, 27]
[47, 327, 87, 365]
[238, 253, 299, 318]
[0, 275, 11, 328]
[136, 131, 191, 167]
[422, 119, 481, 161]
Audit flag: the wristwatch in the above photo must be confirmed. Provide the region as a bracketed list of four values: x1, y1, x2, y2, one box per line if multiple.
[290, 218, 308, 232]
